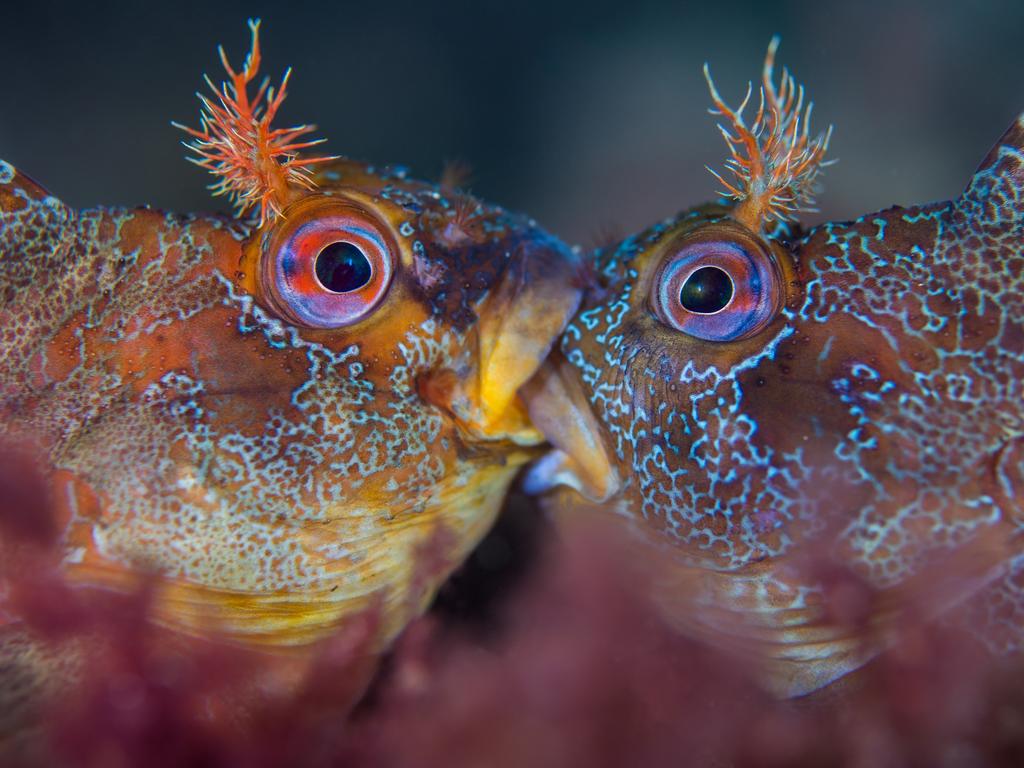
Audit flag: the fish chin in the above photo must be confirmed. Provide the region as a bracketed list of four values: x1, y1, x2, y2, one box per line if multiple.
[60, 455, 529, 649]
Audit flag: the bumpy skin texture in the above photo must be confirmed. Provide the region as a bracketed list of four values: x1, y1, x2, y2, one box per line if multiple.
[544, 117, 1024, 695]
[0, 157, 581, 648]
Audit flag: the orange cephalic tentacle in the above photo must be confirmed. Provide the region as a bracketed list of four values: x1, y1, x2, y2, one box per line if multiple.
[703, 37, 833, 232]
[173, 19, 338, 225]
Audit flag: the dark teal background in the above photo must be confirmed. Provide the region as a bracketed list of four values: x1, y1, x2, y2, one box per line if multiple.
[3, 0, 1023, 243]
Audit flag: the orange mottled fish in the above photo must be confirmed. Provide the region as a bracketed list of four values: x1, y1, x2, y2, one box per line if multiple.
[0, 21, 582, 656]
[526, 40, 1023, 696]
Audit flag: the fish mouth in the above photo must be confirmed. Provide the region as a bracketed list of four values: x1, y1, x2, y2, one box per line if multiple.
[418, 238, 589, 448]
[518, 349, 620, 502]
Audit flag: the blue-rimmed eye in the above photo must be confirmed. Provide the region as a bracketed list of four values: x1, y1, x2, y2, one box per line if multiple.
[262, 199, 396, 329]
[651, 232, 782, 341]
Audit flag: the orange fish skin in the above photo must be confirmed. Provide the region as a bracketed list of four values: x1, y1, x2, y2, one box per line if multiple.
[0, 155, 582, 650]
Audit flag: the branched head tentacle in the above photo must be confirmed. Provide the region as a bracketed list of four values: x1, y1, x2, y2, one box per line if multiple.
[172, 19, 338, 225]
[703, 37, 834, 233]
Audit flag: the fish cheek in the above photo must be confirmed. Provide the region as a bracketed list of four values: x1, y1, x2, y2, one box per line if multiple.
[735, 309, 952, 543]
[733, 323, 877, 524]
[606, 320, 749, 559]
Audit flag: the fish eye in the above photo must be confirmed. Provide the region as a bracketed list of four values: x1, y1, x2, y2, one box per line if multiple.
[651, 231, 782, 341]
[262, 200, 396, 328]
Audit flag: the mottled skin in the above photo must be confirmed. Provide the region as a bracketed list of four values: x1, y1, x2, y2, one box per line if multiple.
[0, 156, 582, 651]
[530, 117, 1024, 696]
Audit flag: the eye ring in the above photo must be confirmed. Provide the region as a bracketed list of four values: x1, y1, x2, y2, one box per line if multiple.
[261, 199, 397, 329]
[651, 228, 783, 342]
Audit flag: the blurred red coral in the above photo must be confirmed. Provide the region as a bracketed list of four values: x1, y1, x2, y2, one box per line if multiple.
[2, 459, 1024, 767]
[0, 445, 57, 550]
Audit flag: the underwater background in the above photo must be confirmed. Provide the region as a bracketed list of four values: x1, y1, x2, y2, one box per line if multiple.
[5, 0, 1024, 246]
[4, 2, 1024, 766]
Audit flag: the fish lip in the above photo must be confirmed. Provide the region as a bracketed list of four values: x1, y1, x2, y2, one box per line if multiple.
[518, 349, 621, 502]
[422, 238, 587, 447]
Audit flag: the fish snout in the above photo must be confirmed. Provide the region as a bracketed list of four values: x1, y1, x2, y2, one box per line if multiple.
[419, 238, 586, 447]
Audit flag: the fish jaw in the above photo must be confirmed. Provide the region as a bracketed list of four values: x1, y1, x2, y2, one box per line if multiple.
[519, 351, 620, 502]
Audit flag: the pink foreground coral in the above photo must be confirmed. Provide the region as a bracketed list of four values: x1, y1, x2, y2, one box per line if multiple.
[2, 454, 1023, 767]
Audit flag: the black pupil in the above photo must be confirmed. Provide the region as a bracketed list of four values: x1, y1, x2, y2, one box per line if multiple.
[315, 242, 372, 293]
[679, 266, 734, 314]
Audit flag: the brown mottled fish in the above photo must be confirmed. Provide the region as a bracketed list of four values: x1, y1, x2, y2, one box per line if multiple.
[525, 39, 1023, 696]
